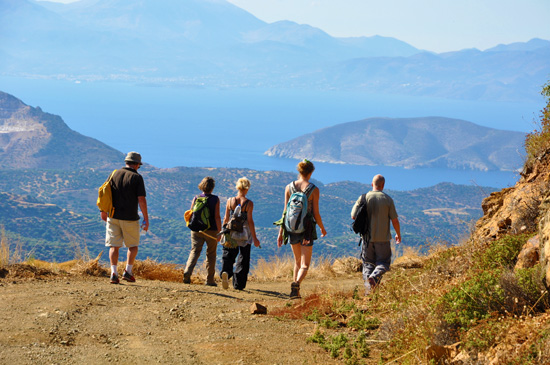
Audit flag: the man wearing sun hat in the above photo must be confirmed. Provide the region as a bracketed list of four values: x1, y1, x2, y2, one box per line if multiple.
[100, 151, 149, 284]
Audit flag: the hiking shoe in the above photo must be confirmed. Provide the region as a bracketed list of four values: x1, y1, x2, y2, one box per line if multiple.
[290, 282, 301, 299]
[110, 273, 119, 284]
[221, 272, 229, 290]
[122, 270, 136, 283]
[205, 282, 217, 287]
[183, 274, 191, 284]
[367, 277, 377, 291]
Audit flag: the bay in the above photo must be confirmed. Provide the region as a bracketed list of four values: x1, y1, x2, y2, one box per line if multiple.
[0, 76, 538, 189]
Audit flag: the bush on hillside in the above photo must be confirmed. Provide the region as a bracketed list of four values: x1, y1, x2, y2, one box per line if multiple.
[525, 82, 550, 164]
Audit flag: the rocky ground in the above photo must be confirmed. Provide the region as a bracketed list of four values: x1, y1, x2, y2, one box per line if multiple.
[0, 274, 361, 364]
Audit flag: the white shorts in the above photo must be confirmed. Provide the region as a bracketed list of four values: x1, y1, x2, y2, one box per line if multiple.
[105, 218, 140, 248]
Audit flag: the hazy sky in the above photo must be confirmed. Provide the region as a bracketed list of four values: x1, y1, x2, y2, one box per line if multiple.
[44, 0, 550, 53]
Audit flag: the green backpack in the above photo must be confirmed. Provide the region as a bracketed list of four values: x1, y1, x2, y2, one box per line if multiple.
[187, 196, 211, 232]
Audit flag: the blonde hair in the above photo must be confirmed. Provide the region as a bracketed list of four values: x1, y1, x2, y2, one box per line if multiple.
[236, 177, 251, 191]
[198, 176, 215, 194]
[297, 159, 315, 177]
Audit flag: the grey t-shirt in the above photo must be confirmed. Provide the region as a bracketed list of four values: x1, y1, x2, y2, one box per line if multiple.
[351, 191, 398, 242]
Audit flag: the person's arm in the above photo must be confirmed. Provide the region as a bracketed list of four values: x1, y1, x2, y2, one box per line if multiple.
[222, 198, 231, 226]
[246, 201, 260, 247]
[311, 187, 326, 237]
[138, 196, 149, 232]
[391, 217, 401, 244]
[215, 199, 222, 241]
[277, 185, 291, 247]
[100, 211, 108, 222]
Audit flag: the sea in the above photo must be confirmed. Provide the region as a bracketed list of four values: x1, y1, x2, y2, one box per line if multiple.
[1, 76, 544, 191]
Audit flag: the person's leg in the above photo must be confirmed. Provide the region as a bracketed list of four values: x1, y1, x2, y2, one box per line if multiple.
[291, 243, 302, 283]
[109, 247, 120, 267]
[205, 231, 218, 285]
[106, 218, 123, 276]
[370, 242, 392, 285]
[221, 246, 238, 279]
[233, 244, 251, 290]
[184, 232, 205, 281]
[126, 246, 138, 267]
[361, 240, 376, 288]
[290, 242, 314, 283]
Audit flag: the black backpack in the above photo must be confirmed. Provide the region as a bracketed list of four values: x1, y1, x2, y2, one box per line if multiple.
[351, 194, 369, 245]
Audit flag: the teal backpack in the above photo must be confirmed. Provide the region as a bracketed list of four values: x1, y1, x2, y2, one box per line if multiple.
[284, 182, 315, 234]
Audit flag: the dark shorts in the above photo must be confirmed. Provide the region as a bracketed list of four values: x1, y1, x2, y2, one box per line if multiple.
[289, 232, 314, 247]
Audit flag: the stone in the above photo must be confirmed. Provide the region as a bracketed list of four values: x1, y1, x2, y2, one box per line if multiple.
[515, 234, 540, 270]
[250, 303, 267, 315]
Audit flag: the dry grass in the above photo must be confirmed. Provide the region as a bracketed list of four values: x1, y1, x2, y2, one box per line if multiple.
[128, 258, 184, 282]
[0, 227, 25, 267]
[250, 255, 339, 282]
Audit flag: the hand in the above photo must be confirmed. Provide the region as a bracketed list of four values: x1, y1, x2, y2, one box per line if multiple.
[321, 227, 327, 238]
[277, 232, 283, 248]
[395, 234, 401, 244]
[100, 211, 108, 222]
[254, 238, 260, 247]
[141, 220, 149, 232]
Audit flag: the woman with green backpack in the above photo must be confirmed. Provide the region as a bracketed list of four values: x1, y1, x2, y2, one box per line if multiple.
[276, 159, 327, 299]
[183, 176, 221, 286]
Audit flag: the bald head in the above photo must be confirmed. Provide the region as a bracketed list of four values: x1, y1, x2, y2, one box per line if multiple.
[372, 174, 385, 191]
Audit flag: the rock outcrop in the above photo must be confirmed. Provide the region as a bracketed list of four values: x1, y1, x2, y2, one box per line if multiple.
[473, 145, 550, 285]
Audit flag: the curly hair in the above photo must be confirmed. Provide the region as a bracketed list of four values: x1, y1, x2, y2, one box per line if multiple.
[235, 177, 251, 191]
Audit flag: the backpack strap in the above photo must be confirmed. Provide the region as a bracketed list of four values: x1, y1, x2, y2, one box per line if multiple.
[303, 183, 316, 198]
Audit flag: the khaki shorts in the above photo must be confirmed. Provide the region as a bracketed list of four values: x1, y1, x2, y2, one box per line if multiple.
[105, 218, 140, 248]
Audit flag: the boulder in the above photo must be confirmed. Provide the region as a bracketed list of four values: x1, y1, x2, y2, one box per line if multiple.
[514, 235, 540, 270]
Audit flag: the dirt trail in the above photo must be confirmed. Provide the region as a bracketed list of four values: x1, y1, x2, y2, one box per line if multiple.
[0, 275, 361, 364]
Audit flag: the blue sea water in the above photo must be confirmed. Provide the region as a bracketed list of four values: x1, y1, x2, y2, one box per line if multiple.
[0, 76, 542, 190]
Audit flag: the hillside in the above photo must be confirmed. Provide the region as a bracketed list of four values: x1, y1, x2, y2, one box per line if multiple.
[0, 167, 490, 263]
[1, 1, 548, 101]
[265, 117, 525, 171]
[0, 91, 123, 169]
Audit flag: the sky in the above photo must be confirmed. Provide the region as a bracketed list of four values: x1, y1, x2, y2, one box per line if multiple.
[40, 0, 550, 52]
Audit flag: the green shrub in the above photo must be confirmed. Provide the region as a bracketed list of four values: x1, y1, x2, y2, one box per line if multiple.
[347, 312, 381, 331]
[439, 269, 505, 330]
[514, 266, 549, 313]
[476, 234, 531, 270]
[464, 320, 510, 351]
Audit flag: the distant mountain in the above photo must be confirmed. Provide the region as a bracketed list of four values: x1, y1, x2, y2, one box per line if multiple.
[0, 91, 123, 170]
[486, 38, 550, 53]
[4, 0, 547, 101]
[265, 117, 525, 171]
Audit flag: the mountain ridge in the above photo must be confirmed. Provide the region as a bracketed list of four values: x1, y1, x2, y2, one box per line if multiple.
[4, 0, 548, 101]
[265, 117, 525, 171]
[0, 91, 123, 170]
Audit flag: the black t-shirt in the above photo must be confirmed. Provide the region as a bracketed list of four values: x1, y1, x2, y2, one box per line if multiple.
[111, 167, 146, 221]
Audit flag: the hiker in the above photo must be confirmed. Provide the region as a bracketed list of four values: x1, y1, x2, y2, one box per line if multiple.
[183, 176, 222, 286]
[101, 151, 149, 284]
[276, 159, 327, 299]
[351, 174, 401, 293]
[219, 177, 261, 290]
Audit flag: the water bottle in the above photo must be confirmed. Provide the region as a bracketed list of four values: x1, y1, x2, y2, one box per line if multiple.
[234, 204, 241, 217]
